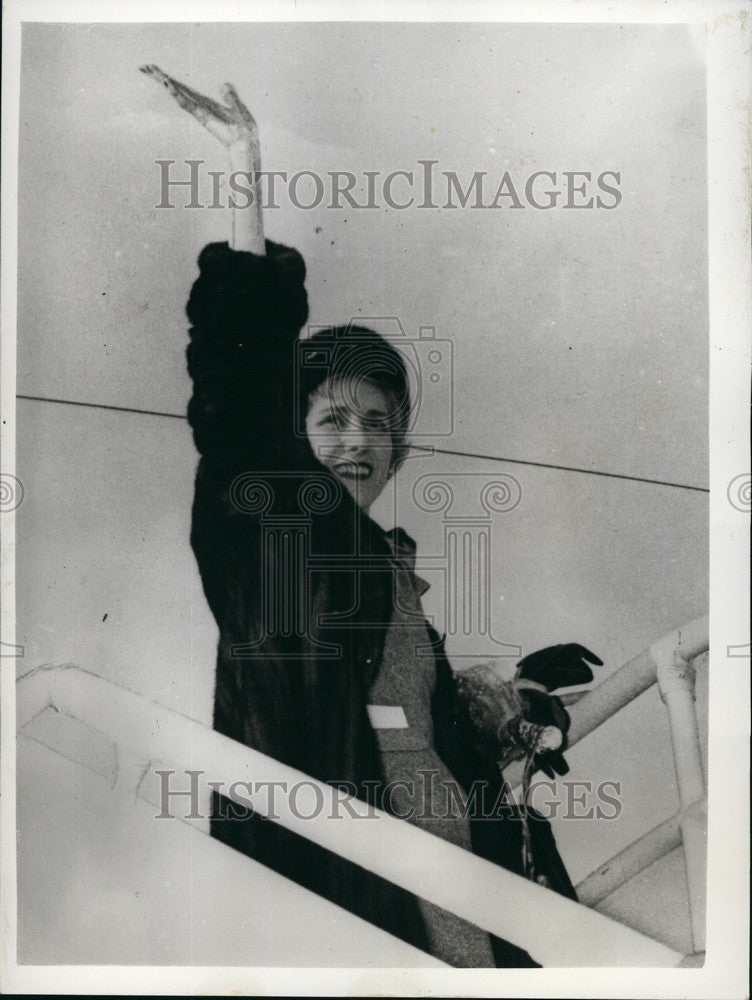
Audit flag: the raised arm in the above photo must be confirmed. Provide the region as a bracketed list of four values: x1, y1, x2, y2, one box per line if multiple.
[140, 65, 314, 470]
[140, 66, 318, 627]
[140, 65, 264, 253]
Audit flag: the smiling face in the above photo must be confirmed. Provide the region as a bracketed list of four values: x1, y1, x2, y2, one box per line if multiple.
[305, 376, 395, 512]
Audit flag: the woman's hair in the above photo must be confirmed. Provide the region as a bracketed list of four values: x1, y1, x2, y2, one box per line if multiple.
[299, 325, 412, 477]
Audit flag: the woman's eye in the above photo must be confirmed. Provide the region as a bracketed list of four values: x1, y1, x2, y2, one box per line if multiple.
[316, 411, 388, 432]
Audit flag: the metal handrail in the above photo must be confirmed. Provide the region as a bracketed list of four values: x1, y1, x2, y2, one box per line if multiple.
[505, 614, 708, 952]
[16, 661, 682, 968]
[505, 615, 708, 783]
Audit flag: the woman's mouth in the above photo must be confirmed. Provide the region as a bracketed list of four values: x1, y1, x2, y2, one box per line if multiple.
[333, 461, 373, 481]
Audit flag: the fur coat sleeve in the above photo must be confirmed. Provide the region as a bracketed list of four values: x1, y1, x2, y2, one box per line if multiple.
[185, 239, 395, 782]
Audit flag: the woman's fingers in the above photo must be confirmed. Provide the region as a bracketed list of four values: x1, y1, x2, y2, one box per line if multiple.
[567, 643, 604, 666]
[140, 63, 177, 90]
[517, 643, 603, 691]
[220, 82, 240, 108]
[140, 67, 260, 153]
[543, 751, 570, 777]
[141, 64, 198, 112]
[221, 82, 258, 129]
[140, 65, 231, 127]
[171, 77, 231, 122]
[139, 64, 167, 81]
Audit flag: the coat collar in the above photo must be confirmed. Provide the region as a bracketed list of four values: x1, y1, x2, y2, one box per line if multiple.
[382, 526, 431, 597]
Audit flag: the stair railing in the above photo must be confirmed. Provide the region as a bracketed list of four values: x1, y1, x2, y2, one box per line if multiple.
[16, 622, 707, 968]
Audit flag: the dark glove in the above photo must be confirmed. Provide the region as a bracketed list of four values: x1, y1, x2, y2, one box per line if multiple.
[517, 689, 572, 778]
[515, 643, 603, 691]
[515, 644, 603, 777]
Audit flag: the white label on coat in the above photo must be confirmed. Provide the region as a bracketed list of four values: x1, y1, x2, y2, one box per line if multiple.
[366, 704, 409, 729]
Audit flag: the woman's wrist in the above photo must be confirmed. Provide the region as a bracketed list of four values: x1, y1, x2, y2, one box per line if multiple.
[141, 70, 266, 255]
[228, 138, 265, 255]
[514, 678, 549, 695]
[229, 137, 260, 173]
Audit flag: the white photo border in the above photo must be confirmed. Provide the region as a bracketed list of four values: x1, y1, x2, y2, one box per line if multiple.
[1, 1, 749, 996]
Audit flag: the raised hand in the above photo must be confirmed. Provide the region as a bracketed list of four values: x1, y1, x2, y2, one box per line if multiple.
[139, 64, 265, 253]
[140, 65, 259, 154]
